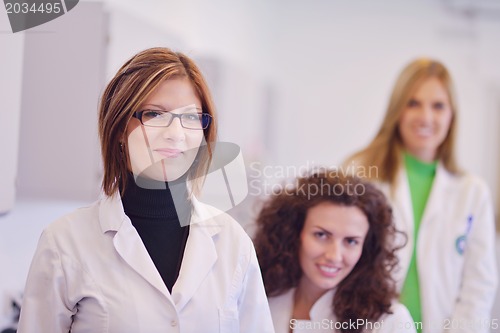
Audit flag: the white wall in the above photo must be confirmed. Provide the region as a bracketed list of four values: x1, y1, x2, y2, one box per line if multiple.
[98, 0, 500, 215]
[258, 0, 500, 182]
[0, 6, 25, 328]
[3, 2, 500, 212]
[0, 9, 24, 214]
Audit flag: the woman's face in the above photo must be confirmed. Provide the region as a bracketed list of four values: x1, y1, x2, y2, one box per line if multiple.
[398, 77, 453, 162]
[125, 78, 205, 182]
[298, 202, 369, 299]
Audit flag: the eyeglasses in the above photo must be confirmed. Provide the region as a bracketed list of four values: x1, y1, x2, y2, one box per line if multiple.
[133, 108, 212, 130]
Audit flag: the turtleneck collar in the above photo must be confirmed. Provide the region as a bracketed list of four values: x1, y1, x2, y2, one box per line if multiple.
[404, 152, 438, 176]
[120, 172, 191, 221]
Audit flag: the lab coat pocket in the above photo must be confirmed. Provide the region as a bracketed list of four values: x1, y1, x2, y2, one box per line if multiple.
[219, 308, 239, 333]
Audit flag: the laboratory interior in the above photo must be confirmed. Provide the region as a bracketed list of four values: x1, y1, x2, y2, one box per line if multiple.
[1, 0, 500, 331]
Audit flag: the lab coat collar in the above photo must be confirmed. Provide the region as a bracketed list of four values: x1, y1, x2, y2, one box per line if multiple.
[309, 288, 335, 321]
[97, 193, 223, 235]
[171, 195, 223, 310]
[101, 193, 173, 300]
[419, 162, 453, 224]
[394, 167, 413, 231]
[393, 162, 452, 230]
[278, 287, 336, 322]
[97, 193, 223, 307]
[394, 162, 452, 230]
[98, 193, 127, 233]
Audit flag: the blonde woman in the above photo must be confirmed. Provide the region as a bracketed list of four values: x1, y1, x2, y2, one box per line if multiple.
[345, 59, 497, 333]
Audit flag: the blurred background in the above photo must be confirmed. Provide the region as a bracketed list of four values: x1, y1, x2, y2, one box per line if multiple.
[1, 0, 499, 330]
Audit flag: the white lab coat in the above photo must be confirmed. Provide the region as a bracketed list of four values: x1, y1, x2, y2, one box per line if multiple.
[377, 164, 498, 333]
[268, 288, 417, 333]
[17, 194, 275, 333]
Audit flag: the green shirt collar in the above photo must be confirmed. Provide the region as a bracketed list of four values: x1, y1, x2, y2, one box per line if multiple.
[403, 152, 438, 176]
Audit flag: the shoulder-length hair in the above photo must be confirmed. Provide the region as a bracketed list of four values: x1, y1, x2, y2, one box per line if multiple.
[98, 47, 217, 196]
[347, 58, 460, 185]
[254, 171, 403, 332]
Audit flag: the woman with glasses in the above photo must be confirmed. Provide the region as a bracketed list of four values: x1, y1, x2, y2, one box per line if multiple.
[344, 59, 497, 333]
[18, 47, 274, 333]
[254, 172, 416, 333]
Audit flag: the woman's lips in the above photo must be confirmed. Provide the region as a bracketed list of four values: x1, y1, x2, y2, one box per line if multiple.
[155, 148, 183, 158]
[317, 264, 340, 278]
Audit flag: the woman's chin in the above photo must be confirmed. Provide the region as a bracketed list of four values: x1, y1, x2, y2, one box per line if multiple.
[132, 162, 192, 184]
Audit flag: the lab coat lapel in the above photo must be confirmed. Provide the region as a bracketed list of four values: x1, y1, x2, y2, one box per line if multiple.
[171, 198, 220, 311]
[99, 194, 172, 301]
[419, 163, 449, 226]
[394, 168, 414, 234]
[113, 218, 172, 299]
[392, 168, 415, 287]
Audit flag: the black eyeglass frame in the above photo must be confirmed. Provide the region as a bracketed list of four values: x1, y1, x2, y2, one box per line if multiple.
[132, 110, 213, 130]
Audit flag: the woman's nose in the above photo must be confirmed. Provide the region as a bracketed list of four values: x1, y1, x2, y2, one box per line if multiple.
[417, 105, 433, 123]
[163, 117, 186, 141]
[324, 241, 342, 263]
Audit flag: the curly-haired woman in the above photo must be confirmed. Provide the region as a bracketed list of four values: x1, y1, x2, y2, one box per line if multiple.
[254, 172, 416, 333]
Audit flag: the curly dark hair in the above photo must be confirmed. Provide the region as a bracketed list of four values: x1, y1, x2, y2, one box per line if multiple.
[254, 171, 405, 333]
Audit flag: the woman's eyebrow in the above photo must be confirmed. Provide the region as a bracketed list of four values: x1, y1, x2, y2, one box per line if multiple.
[313, 226, 332, 235]
[141, 104, 198, 112]
[345, 235, 363, 239]
[142, 103, 169, 110]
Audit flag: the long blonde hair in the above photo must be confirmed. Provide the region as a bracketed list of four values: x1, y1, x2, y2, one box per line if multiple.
[347, 58, 460, 185]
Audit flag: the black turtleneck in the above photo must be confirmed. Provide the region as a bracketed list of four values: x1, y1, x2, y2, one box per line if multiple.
[121, 173, 191, 293]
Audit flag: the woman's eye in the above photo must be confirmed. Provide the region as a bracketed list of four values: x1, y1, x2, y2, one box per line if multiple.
[313, 231, 327, 239]
[407, 99, 419, 108]
[184, 113, 200, 121]
[433, 102, 445, 110]
[345, 238, 359, 246]
[144, 110, 163, 119]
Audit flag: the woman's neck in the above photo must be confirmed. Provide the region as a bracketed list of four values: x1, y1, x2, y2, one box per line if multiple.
[292, 279, 329, 320]
[121, 172, 191, 222]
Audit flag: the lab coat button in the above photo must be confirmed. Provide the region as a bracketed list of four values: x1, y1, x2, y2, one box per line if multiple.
[171, 320, 178, 327]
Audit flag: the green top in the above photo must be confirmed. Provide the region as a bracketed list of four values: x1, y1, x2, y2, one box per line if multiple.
[400, 152, 437, 332]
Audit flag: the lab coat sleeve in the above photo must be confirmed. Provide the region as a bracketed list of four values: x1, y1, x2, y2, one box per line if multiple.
[237, 241, 275, 333]
[17, 229, 75, 333]
[448, 181, 498, 333]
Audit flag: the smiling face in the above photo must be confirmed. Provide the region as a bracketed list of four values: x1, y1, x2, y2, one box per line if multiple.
[298, 202, 369, 300]
[398, 77, 453, 162]
[125, 77, 205, 182]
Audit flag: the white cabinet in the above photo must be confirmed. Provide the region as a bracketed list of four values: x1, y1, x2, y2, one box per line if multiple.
[16, 2, 107, 202]
[0, 10, 24, 214]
